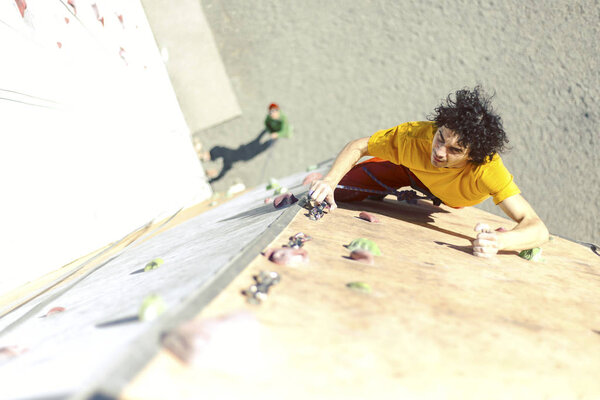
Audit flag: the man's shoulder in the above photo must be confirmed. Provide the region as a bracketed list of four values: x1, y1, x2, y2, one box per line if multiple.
[394, 121, 436, 141]
[474, 153, 505, 171]
[472, 153, 511, 183]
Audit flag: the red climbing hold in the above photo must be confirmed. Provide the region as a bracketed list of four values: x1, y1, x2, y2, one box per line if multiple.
[46, 307, 65, 316]
[162, 311, 259, 368]
[302, 172, 323, 186]
[67, 0, 76, 14]
[273, 193, 298, 209]
[0, 345, 28, 362]
[15, 0, 26, 17]
[91, 3, 104, 26]
[350, 249, 375, 265]
[359, 211, 380, 223]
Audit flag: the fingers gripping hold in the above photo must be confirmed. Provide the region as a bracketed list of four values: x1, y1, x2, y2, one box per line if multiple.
[309, 180, 337, 211]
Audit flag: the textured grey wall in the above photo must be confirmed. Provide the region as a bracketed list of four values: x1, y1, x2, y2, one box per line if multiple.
[196, 0, 599, 243]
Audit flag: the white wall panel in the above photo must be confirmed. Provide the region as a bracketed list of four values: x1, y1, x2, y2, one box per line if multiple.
[0, 0, 212, 294]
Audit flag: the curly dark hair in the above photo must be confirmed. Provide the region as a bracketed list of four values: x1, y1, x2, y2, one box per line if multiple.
[428, 86, 508, 165]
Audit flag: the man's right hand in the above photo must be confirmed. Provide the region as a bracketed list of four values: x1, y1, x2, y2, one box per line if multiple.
[308, 179, 337, 211]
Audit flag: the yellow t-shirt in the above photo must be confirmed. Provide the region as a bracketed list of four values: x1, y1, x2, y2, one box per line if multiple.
[367, 121, 520, 207]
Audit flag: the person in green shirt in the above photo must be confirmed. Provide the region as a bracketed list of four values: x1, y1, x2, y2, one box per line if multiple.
[265, 103, 292, 139]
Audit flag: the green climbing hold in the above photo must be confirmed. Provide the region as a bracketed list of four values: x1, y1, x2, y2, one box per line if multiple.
[138, 294, 166, 321]
[346, 281, 372, 293]
[266, 178, 281, 190]
[346, 238, 381, 256]
[144, 258, 164, 272]
[518, 247, 543, 262]
[274, 186, 288, 195]
[306, 164, 317, 171]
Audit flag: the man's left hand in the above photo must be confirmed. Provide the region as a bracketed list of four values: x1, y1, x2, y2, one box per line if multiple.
[472, 223, 500, 258]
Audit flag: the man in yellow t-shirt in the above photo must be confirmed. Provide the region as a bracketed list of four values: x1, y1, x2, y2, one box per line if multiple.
[309, 86, 549, 258]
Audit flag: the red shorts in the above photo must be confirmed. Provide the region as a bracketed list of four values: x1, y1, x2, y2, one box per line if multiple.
[335, 157, 432, 202]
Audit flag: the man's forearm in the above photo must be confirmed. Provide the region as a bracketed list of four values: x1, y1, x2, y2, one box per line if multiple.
[497, 217, 549, 251]
[323, 137, 370, 186]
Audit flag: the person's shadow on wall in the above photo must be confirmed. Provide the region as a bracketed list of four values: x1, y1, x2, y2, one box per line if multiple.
[206, 129, 276, 183]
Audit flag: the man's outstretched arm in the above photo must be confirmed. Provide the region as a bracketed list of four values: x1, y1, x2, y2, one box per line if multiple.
[309, 137, 370, 210]
[473, 194, 549, 257]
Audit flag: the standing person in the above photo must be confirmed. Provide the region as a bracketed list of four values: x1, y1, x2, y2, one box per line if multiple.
[264, 103, 293, 140]
[309, 86, 549, 258]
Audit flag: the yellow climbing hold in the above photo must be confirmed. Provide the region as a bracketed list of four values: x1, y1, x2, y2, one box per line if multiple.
[144, 258, 164, 272]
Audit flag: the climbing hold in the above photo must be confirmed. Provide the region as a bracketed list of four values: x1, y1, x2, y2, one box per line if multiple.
[350, 249, 375, 265]
[162, 311, 260, 370]
[15, 0, 26, 17]
[0, 345, 28, 362]
[346, 282, 372, 293]
[242, 271, 281, 304]
[138, 294, 166, 321]
[306, 164, 317, 172]
[264, 197, 272, 204]
[226, 182, 246, 197]
[266, 178, 281, 190]
[358, 211, 380, 223]
[302, 172, 323, 186]
[264, 247, 308, 266]
[274, 186, 288, 195]
[287, 232, 312, 248]
[46, 307, 66, 316]
[307, 201, 328, 220]
[518, 247, 543, 262]
[144, 258, 164, 272]
[346, 238, 381, 256]
[67, 0, 76, 14]
[273, 193, 298, 209]
[474, 223, 491, 233]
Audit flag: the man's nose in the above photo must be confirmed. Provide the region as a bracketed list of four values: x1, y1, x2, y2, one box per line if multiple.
[436, 146, 446, 158]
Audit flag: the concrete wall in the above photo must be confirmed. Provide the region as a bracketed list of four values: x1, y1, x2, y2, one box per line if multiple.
[197, 0, 599, 244]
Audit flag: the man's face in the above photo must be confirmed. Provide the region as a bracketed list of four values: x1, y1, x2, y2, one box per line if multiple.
[430, 126, 470, 168]
[269, 108, 280, 119]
